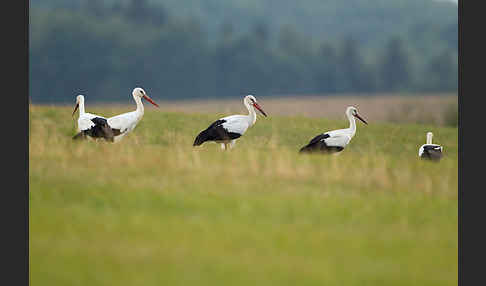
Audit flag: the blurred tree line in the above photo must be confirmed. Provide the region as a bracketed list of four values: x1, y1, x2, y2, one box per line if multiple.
[30, 0, 458, 103]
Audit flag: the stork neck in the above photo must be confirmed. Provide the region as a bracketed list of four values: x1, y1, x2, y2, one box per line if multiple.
[347, 112, 357, 136]
[245, 100, 257, 126]
[78, 98, 85, 115]
[426, 133, 433, 144]
[134, 95, 144, 115]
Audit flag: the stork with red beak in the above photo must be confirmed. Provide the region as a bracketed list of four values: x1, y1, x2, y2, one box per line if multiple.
[106, 87, 159, 143]
[299, 106, 368, 153]
[193, 95, 267, 150]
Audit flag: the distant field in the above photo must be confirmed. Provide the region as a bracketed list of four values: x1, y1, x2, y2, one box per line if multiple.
[80, 93, 458, 126]
[29, 104, 458, 286]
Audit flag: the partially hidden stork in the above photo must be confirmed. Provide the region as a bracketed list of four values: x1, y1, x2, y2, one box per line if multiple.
[72, 94, 114, 142]
[419, 132, 443, 161]
[105, 87, 159, 143]
[299, 106, 368, 154]
[193, 95, 267, 150]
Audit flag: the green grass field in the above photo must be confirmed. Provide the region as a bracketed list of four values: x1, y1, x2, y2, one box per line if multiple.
[29, 105, 458, 286]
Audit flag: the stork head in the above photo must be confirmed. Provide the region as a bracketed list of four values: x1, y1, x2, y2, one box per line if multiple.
[346, 106, 368, 125]
[72, 95, 85, 116]
[244, 95, 267, 117]
[75, 94, 84, 104]
[132, 87, 159, 107]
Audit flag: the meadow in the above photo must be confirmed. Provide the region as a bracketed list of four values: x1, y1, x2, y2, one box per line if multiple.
[29, 99, 458, 286]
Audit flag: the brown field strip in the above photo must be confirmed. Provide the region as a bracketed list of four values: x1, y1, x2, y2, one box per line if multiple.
[43, 93, 458, 125]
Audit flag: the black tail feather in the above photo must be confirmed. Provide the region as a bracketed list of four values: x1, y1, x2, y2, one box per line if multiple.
[193, 130, 208, 146]
[299, 142, 344, 154]
[421, 147, 443, 161]
[72, 117, 115, 142]
[193, 119, 242, 147]
[299, 144, 313, 153]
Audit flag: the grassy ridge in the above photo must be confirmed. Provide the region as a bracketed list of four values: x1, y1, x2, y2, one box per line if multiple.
[29, 105, 458, 286]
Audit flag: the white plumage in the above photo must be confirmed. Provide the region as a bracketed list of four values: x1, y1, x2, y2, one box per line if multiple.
[106, 87, 159, 143]
[193, 95, 268, 150]
[73, 95, 105, 132]
[219, 115, 253, 136]
[299, 106, 368, 153]
[418, 132, 443, 161]
[320, 129, 353, 148]
[72, 94, 116, 142]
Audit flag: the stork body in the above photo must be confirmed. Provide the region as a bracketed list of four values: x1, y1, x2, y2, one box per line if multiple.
[73, 117, 115, 142]
[193, 95, 267, 150]
[72, 95, 114, 142]
[106, 87, 159, 143]
[299, 106, 367, 154]
[419, 132, 443, 161]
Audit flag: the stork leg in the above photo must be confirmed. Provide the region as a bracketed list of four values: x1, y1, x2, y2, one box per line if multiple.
[229, 140, 236, 149]
[221, 143, 226, 150]
[224, 143, 230, 150]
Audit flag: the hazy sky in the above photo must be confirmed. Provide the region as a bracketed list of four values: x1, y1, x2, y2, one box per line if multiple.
[435, 0, 458, 4]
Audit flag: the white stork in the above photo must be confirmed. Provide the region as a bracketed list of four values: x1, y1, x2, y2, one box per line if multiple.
[299, 106, 368, 153]
[106, 87, 159, 143]
[193, 95, 267, 150]
[419, 132, 443, 161]
[72, 94, 114, 142]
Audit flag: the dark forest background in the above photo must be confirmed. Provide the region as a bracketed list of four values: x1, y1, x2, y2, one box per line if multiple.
[29, 0, 458, 103]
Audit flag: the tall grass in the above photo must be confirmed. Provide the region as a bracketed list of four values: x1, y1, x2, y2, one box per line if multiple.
[30, 105, 458, 286]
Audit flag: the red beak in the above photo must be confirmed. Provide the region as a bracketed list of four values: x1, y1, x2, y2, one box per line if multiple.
[354, 113, 368, 125]
[143, 95, 159, 108]
[72, 103, 79, 116]
[253, 103, 267, 117]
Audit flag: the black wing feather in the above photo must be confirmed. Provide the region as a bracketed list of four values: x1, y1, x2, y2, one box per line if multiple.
[299, 133, 329, 153]
[73, 117, 115, 142]
[421, 145, 443, 161]
[299, 133, 343, 153]
[193, 119, 241, 146]
[308, 133, 330, 145]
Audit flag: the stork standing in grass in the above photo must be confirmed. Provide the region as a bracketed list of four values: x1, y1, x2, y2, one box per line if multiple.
[299, 106, 368, 154]
[106, 87, 159, 143]
[419, 132, 443, 161]
[72, 94, 114, 142]
[193, 95, 268, 150]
